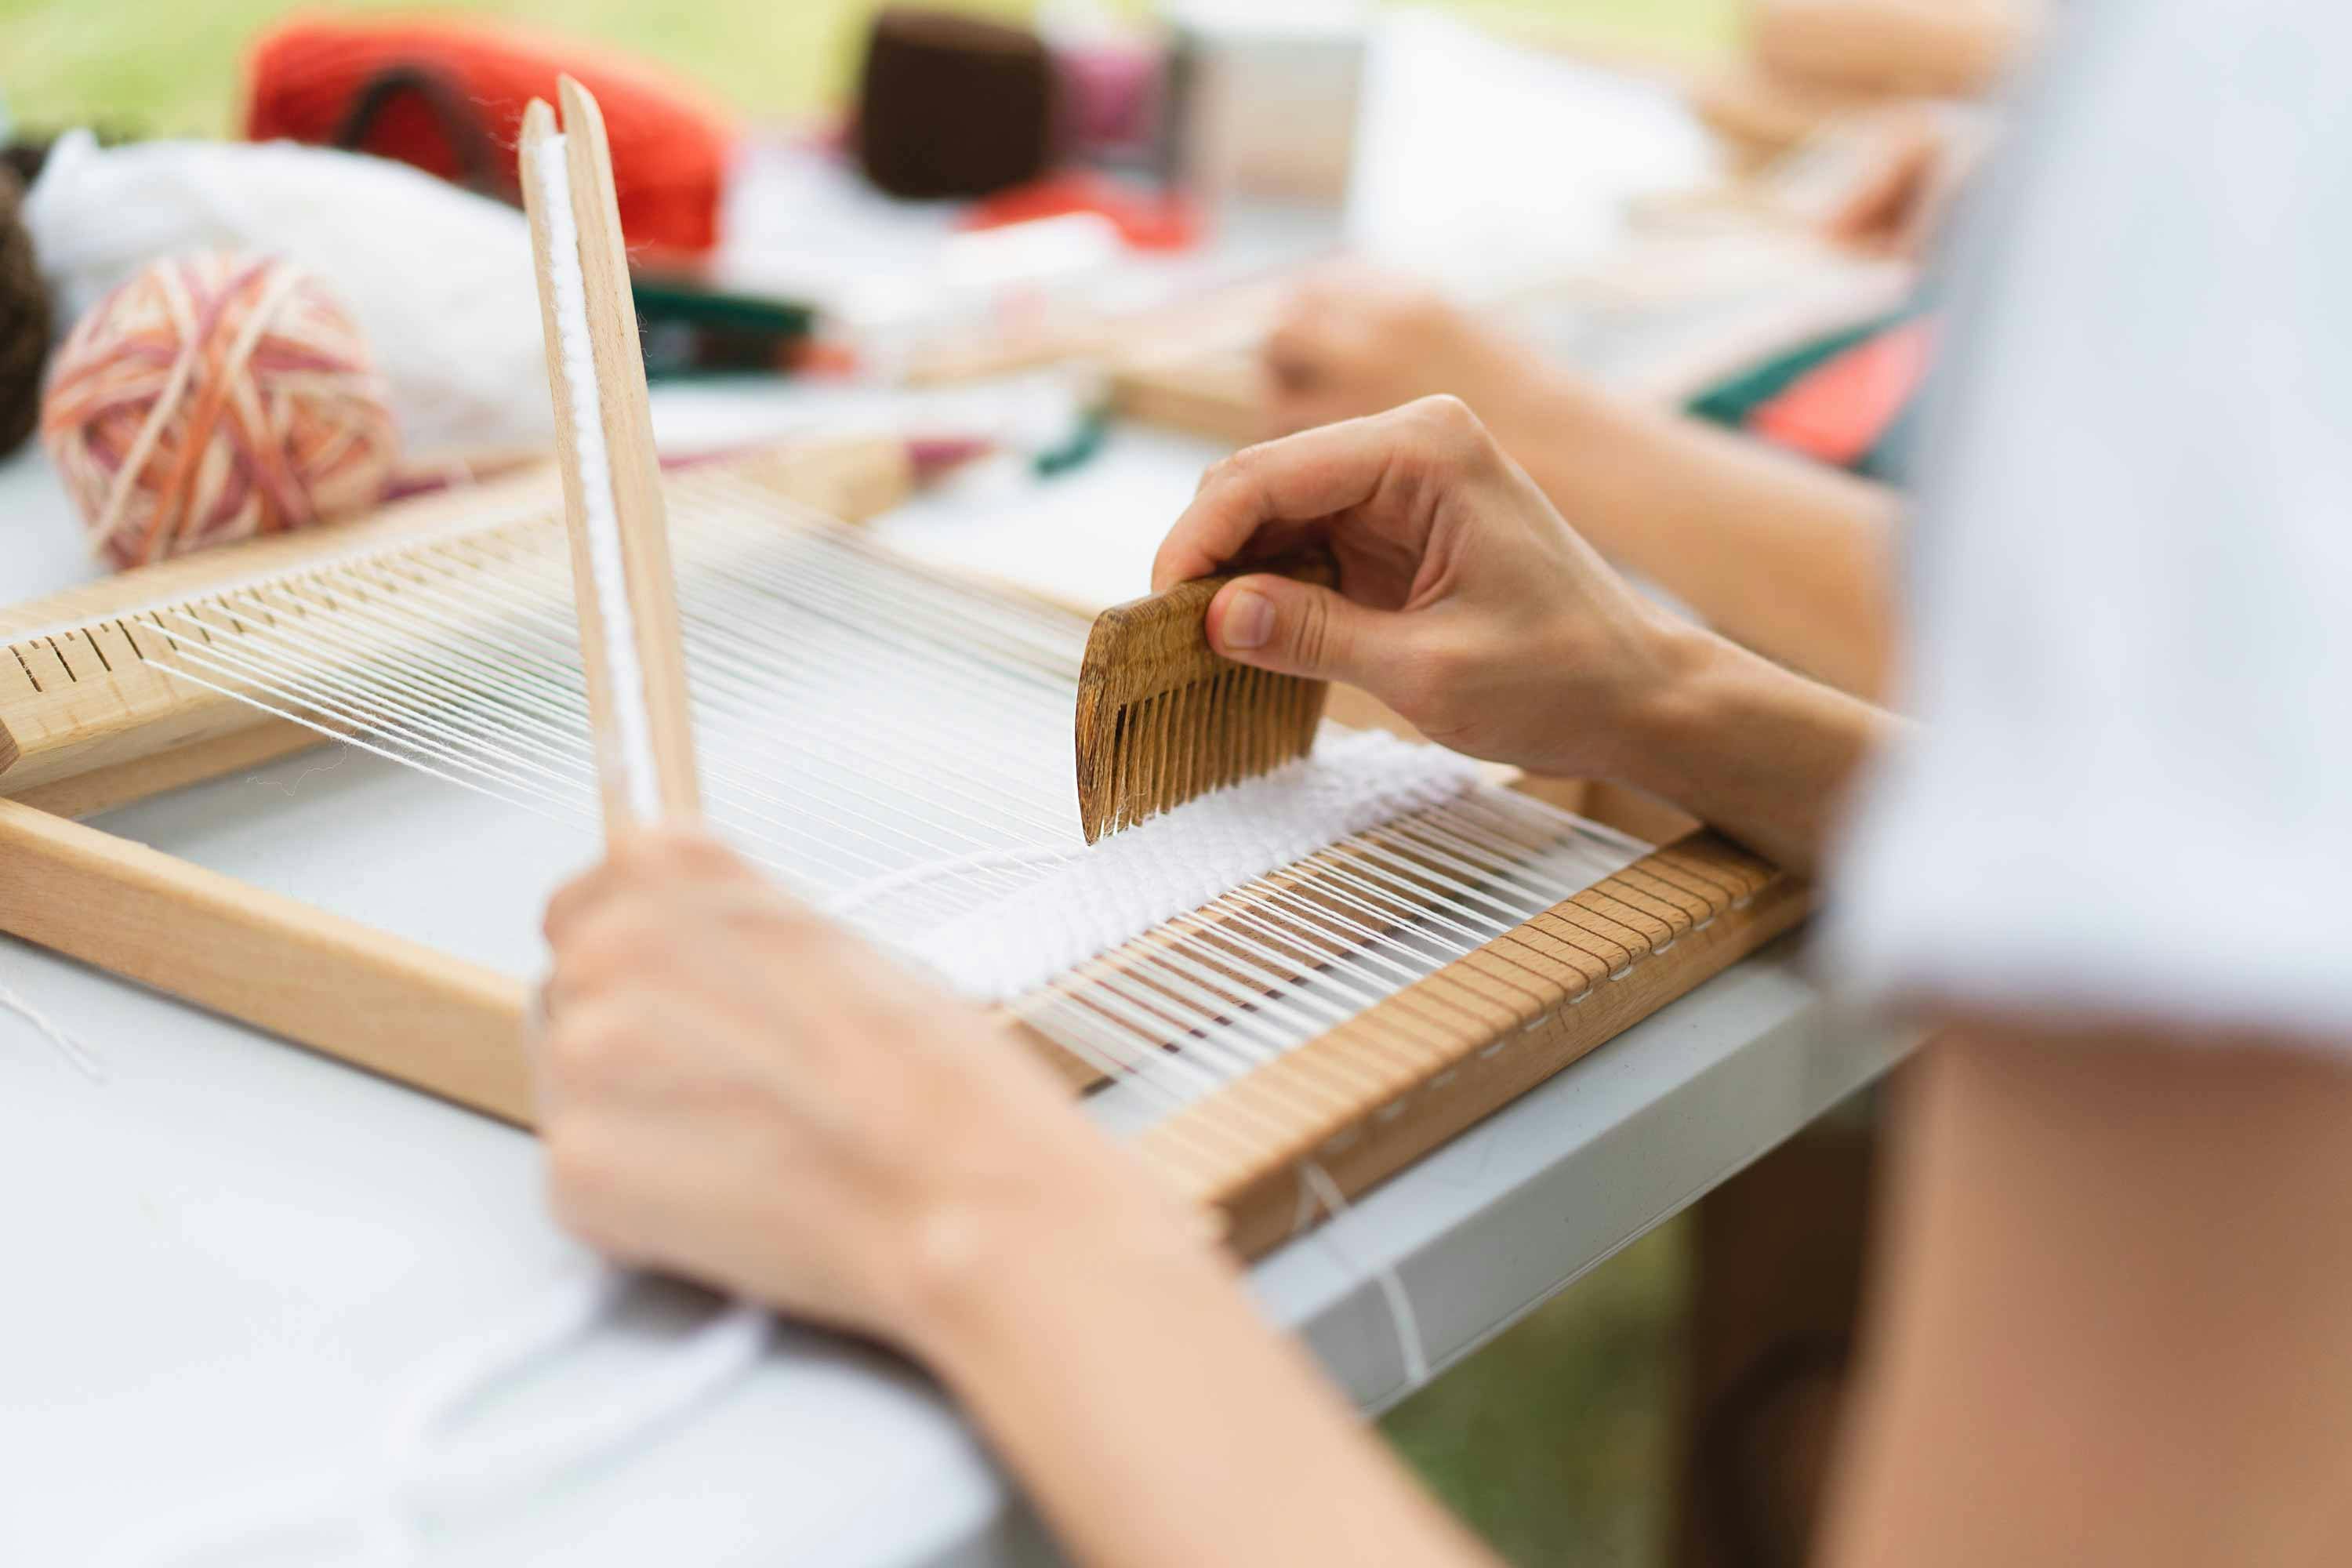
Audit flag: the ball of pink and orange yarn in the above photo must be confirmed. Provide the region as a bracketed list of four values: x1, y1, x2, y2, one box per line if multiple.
[41, 250, 397, 569]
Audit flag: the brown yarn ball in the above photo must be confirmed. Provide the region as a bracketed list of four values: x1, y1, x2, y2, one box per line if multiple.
[854, 7, 1056, 199]
[0, 167, 52, 459]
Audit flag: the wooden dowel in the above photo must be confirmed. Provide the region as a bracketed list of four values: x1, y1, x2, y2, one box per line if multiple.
[557, 77, 700, 827]
[522, 82, 700, 833]
[0, 797, 532, 1122]
[517, 100, 633, 831]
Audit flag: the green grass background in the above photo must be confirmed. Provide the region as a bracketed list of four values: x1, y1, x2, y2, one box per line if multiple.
[0, 2, 1737, 1560]
[0, 0, 1738, 136]
[1388, 1223, 1691, 1565]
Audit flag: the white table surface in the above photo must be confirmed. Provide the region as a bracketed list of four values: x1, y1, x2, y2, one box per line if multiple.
[0, 397, 1907, 1566]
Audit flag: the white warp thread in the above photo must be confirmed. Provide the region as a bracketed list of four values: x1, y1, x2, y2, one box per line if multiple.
[907, 729, 1486, 1000]
[99, 1270, 770, 1567]
[0, 978, 108, 1083]
[1301, 1160, 1430, 1391]
[376, 1273, 771, 1524]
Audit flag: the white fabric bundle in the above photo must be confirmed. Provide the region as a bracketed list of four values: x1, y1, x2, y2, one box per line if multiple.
[901, 728, 1488, 1001]
[23, 132, 554, 453]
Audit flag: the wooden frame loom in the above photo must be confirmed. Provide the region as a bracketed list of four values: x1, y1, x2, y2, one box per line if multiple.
[0, 88, 1807, 1264]
[0, 462, 1804, 1256]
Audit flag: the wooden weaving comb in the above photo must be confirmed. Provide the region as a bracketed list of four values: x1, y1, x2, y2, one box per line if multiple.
[1073, 550, 1338, 843]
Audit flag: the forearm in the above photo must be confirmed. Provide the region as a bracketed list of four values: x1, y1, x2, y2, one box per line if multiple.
[1509, 376, 1900, 699]
[919, 1206, 1497, 1568]
[1609, 622, 1898, 876]
[1823, 1023, 2352, 1568]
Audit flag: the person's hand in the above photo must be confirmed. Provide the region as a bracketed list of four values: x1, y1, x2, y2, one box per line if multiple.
[1153, 396, 1699, 782]
[1813, 103, 1997, 258]
[1261, 265, 1573, 442]
[533, 830, 1187, 1352]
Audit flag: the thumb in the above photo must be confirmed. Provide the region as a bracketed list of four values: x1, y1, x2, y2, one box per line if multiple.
[1206, 575, 1386, 685]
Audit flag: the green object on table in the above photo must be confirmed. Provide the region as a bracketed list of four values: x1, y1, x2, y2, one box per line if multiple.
[1033, 403, 1110, 477]
[1683, 307, 1918, 432]
[632, 274, 816, 379]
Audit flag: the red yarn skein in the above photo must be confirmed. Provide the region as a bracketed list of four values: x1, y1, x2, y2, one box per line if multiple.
[243, 16, 739, 257]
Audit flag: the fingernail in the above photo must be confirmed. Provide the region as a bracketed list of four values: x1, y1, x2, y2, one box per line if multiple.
[1221, 588, 1273, 650]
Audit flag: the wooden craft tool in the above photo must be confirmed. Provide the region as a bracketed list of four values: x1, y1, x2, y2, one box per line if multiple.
[519, 78, 699, 829]
[1074, 550, 1336, 842]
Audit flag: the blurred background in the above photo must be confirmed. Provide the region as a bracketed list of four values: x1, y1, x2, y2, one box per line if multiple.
[0, 1, 2019, 1561]
[0, 2, 1741, 136]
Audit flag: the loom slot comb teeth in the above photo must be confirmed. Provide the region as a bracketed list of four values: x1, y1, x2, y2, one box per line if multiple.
[1073, 549, 1338, 844]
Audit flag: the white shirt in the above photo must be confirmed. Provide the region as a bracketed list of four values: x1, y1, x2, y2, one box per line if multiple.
[1823, 0, 2352, 1042]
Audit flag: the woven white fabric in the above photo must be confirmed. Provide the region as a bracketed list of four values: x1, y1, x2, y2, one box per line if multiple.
[903, 729, 1486, 1001]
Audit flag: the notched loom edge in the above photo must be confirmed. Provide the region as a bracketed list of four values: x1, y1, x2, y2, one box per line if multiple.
[0, 439, 915, 818]
[1147, 830, 1810, 1260]
[0, 788, 1806, 1264]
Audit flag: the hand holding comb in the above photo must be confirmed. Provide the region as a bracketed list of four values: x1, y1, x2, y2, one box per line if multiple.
[1073, 550, 1338, 843]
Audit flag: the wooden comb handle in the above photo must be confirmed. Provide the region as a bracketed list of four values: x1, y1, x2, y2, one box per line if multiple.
[1074, 548, 1338, 843]
[1083, 549, 1338, 689]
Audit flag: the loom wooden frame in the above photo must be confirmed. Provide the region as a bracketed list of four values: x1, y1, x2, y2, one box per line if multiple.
[0, 107, 1805, 1254]
[0, 458, 1804, 1258]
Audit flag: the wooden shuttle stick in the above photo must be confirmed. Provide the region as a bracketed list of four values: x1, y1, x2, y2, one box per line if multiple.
[520, 78, 700, 831]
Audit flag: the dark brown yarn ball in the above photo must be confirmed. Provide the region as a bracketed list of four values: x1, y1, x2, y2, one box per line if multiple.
[0, 166, 50, 459]
[853, 7, 1056, 200]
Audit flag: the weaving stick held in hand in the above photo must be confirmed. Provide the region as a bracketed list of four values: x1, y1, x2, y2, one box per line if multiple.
[519, 77, 699, 830]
